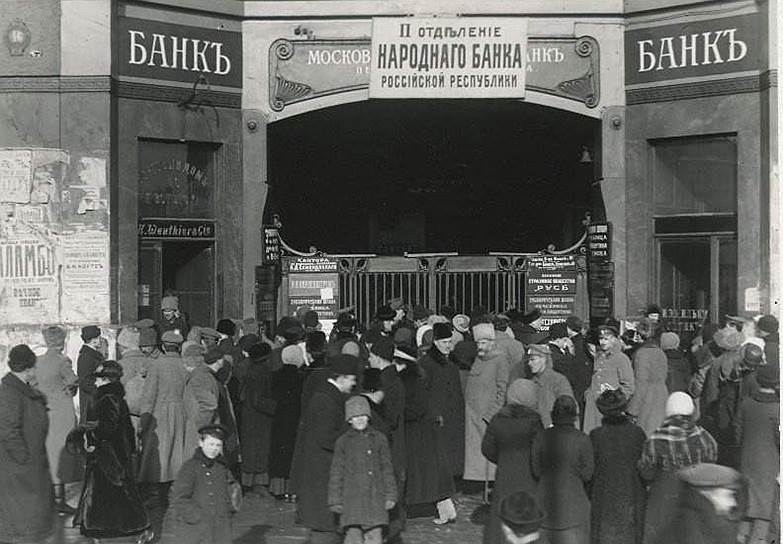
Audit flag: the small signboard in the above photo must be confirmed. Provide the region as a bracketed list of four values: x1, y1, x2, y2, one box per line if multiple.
[284, 257, 340, 332]
[525, 254, 578, 330]
[587, 222, 612, 261]
[262, 227, 280, 264]
[138, 219, 215, 239]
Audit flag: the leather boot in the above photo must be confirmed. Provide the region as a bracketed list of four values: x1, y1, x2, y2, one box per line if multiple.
[54, 483, 76, 515]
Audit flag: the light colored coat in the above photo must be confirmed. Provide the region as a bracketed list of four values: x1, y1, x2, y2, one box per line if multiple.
[627, 344, 669, 436]
[463, 348, 510, 481]
[583, 346, 635, 434]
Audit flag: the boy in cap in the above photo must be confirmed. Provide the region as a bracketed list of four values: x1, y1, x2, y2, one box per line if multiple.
[77, 325, 105, 422]
[159, 295, 190, 339]
[328, 395, 397, 544]
[171, 424, 240, 544]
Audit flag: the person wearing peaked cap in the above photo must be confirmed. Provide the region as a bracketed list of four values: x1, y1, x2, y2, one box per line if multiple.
[161, 330, 184, 346]
[523, 343, 575, 429]
[134, 318, 155, 330]
[589, 389, 647, 544]
[499, 491, 545, 543]
[159, 295, 190, 340]
[77, 325, 105, 422]
[463, 315, 512, 483]
[199, 327, 221, 349]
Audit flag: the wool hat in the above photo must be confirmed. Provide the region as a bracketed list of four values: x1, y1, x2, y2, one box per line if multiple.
[433, 322, 452, 341]
[758, 315, 779, 335]
[452, 314, 470, 333]
[200, 327, 221, 341]
[161, 330, 184, 344]
[238, 334, 260, 352]
[714, 327, 742, 351]
[498, 491, 545, 536]
[134, 318, 155, 329]
[204, 347, 223, 365]
[182, 342, 203, 358]
[139, 327, 158, 347]
[198, 424, 227, 441]
[345, 395, 371, 421]
[551, 395, 578, 424]
[117, 327, 140, 350]
[756, 363, 780, 389]
[306, 331, 327, 354]
[370, 336, 395, 362]
[81, 325, 101, 342]
[472, 323, 496, 341]
[660, 332, 681, 351]
[521, 309, 542, 325]
[282, 345, 305, 366]
[741, 342, 765, 367]
[216, 319, 236, 336]
[389, 298, 405, 311]
[565, 315, 584, 332]
[548, 322, 568, 340]
[248, 343, 271, 360]
[303, 310, 320, 329]
[330, 354, 360, 376]
[413, 304, 432, 321]
[506, 379, 538, 410]
[665, 391, 695, 417]
[8, 344, 36, 372]
[161, 296, 179, 311]
[376, 305, 396, 321]
[42, 325, 66, 348]
[596, 389, 629, 417]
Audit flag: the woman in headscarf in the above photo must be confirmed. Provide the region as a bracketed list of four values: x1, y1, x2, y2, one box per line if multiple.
[532, 395, 594, 544]
[35, 325, 80, 514]
[627, 318, 669, 436]
[638, 392, 718, 544]
[481, 379, 543, 544]
[74, 361, 153, 543]
[589, 389, 647, 544]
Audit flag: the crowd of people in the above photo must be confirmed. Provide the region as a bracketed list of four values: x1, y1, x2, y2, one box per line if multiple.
[0, 294, 779, 544]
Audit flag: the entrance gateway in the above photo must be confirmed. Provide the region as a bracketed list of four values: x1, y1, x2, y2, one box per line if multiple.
[260, 16, 605, 330]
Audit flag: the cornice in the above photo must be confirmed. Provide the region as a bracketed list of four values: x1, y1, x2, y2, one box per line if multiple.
[626, 70, 776, 105]
[0, 76, 111, 93]
[115, 79, 241, 109]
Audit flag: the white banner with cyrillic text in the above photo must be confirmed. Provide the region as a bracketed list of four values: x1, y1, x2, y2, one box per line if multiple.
[370, 18, 528, 98]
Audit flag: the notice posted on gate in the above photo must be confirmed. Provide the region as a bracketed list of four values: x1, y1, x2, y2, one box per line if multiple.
[525, 255, 577, 330]
[370, 17, 528, 98]
[285, 257, 340, 332]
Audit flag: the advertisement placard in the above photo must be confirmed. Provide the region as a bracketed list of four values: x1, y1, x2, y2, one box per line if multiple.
[0, 235, 58, 323]
[285, 257, 340, 332]
[525, 255, 577, 330]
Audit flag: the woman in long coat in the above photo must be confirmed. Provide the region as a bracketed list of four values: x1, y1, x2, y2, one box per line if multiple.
[589, 389, 647, 544]
[481, 379, 543, 544]
[240, 342, 276, 491]
[35, 326, 80, 512]
[0, 345, 54, 544]
[532, 395, 594, 544]
[627, 320, 668, 436]
[464, 323, 511, 482]
[419, 326, 465, 478]
[583, 325, 635, 434]
[269, 344, 306, 499]
[74, 361, 152, 542]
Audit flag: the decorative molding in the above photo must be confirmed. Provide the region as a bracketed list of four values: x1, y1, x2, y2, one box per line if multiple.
[115, 80, 241, 109]
[626, 71, 776, 105]
[0, 76, 111, 93]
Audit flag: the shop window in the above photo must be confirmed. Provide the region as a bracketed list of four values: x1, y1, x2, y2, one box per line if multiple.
[653, 135, 737, 216]
[138, 140, 217, 219]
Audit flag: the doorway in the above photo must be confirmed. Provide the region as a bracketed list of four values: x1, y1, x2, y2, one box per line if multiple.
[138, 240, 215, 327]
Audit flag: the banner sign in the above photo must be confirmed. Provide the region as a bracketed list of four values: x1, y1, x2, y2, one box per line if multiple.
[284, 256, 339, 274]
[138, 219, 215, 239]
[587, 222, 612, 261]
[625, 14, 759, 85]
[262, 227, 280, 264]
[0, 236, 58, 323]
[525, 255, 578, 330]
[369, 17, 528, 99]
[285, 257, 340, 325]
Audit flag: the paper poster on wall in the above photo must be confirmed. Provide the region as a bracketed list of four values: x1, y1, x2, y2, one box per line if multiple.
[0, 235, 59, 323]
[525, 255, 578, 330]
[60, 230, 110, 323]
[0, 149, 33, 204]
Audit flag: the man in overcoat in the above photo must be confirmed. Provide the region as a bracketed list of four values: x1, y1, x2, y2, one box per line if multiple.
[77, 325, 105, 422]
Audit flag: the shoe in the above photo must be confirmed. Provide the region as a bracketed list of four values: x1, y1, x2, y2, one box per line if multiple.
[432, 517, 456, 525]
[136, 529, 154, 544]
[56, 500, 77, 516]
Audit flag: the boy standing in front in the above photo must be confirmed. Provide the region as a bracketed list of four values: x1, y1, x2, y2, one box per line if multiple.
[329, 396, 397, 544]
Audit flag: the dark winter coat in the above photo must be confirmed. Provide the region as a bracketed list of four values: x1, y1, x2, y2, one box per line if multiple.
[369, 365, 406, 482]
[764, 332, 779, 365]
[185, 363, 221, 429]
[158, 314, 190, 340]
[400, 362, 455, 504]
[240, 355, 277, 473]
[74, 381, 149, 538]
[0, 372, 54, 543]
[735, 389, 779, 520]
[420, 347, 465, 476]
[589, 415, 647, 544]
[328, 426, 397, 529]
[481, 404, 543, 544]
[551, 343, 591, 405]
[531, 423, 594, 531]
[665, 349, 691, 393]
[294, 381, 349, 531]
[269, 364, 305, 479]
[171, 449, 236, 544]
[77, 344, 105, 421]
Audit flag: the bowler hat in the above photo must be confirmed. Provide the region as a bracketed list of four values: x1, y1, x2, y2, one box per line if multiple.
[758, 315, 779, 335]
[216, 319, 236, 336]
[376, 305, 396, 321]
[521, 309, 541, 325]
[81, 325, 101, 342]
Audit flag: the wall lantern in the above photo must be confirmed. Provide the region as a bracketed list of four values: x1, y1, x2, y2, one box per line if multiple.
[579, 146, 593, 164]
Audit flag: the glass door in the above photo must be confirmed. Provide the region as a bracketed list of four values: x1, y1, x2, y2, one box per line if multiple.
[162, 241, 214, 329]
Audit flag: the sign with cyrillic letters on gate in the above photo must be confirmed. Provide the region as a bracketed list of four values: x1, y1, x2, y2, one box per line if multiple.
[118, 17, 242, 88]
[370, 18, 528, 98]
[625, 14, 759, 85]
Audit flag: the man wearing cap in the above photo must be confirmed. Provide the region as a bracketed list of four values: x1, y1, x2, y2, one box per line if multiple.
[158, 295, 190, 339]
[77, 325, 105, 422]
[137, 330, 189, 505]
[464, 322, 511, 483]
[756, 314, 779, 366]
[293, 354, 358, 544]
[526, 344, 575, 428]
[498, 491, 545, 544]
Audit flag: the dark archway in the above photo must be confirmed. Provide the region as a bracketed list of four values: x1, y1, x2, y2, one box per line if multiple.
[267, 99, 599, 255]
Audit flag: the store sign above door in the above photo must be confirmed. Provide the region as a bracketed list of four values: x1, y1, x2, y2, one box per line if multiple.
[118, 16, 242, 88]
[625, 13, 760, 85]
[138, 219, 215, 239]
[269, 35, 598, 110]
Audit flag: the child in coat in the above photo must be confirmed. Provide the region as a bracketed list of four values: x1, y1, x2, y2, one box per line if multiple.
[171, 424, 241, 544]
[328, 395, 397, 544]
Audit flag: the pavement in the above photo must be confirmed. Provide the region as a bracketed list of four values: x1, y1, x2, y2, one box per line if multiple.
[44, 485, 487, 544]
